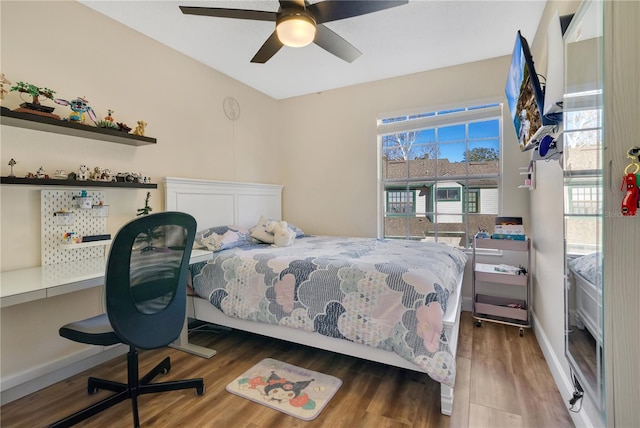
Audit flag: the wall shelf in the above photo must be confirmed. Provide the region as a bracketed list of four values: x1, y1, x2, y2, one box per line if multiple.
[0, 107, 156, 146]
[1, 176, 157, 189]
[59, 240, 112, 249]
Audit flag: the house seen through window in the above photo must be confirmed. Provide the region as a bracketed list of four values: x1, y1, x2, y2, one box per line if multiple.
[378, 103, 502, 248]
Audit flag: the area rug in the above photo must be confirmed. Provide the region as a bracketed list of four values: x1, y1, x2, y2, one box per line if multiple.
[226, 358, 342, 421]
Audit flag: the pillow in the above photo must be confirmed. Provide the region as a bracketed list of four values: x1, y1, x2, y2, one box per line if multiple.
[195, 225, 252, 252]
[250, 215, 305, 244]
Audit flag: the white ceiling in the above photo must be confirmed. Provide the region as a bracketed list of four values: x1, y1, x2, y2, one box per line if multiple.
[79, 0, 547, 100]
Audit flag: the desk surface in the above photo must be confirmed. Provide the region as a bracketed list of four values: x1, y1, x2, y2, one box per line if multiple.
[0, 249, 213, 308]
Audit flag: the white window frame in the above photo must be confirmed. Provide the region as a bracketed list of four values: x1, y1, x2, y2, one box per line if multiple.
[376, 103, 503, 247]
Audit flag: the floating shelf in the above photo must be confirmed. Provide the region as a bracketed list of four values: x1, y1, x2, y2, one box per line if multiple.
[60, 240, 112, 249]
[1, 176, 157, 189]
[0, 107, 156, 146]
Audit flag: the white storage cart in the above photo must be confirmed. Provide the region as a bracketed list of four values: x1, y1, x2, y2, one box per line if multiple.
[472, 236, 531, 336]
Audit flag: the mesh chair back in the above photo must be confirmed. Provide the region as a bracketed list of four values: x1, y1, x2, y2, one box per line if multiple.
[105, 212, 196, 350]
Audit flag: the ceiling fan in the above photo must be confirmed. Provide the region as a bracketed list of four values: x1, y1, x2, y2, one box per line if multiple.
[179, 0, 408, 64]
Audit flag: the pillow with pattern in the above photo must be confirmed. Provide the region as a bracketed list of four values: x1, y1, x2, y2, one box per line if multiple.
[195, 225, 252, 252]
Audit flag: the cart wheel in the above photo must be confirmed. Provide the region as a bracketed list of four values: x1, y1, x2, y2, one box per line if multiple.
[519, 328, 524, 337]
[475, 320, 482, 328]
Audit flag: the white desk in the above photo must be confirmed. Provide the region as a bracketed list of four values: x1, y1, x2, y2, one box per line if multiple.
[0, 249, 214, 308]
[0, 249, 216, 358]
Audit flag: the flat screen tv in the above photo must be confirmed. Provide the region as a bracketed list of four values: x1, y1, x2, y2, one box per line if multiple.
[505, 31, 556, 152]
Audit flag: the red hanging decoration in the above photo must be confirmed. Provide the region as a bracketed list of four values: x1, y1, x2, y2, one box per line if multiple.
[621, 172, 638, 216]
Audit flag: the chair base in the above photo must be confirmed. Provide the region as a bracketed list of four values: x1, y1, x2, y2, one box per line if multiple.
[49, 349, 204, 428]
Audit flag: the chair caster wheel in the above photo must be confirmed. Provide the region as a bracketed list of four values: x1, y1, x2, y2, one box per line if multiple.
[196, 385, 205, 396]
[475, 320, 482, 327]
[161, 367, 170, 375]
[519, 328, 524, 337]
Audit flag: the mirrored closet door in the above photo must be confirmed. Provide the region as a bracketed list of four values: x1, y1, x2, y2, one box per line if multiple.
[563, 0, 604, 416]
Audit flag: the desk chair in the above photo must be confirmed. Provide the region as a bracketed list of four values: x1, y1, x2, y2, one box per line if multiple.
[50, 212, 204, 428]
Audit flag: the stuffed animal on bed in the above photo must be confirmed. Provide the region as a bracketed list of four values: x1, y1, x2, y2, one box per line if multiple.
[266, 220, 296, 247]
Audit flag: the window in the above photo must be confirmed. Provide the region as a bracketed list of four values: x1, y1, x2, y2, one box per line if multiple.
[436, 188, 460, 201]
[466, 189, 480, 213]
[387, 189, 415, 215]
[563, 90, 603, 255]
[378, 104, 501, 247]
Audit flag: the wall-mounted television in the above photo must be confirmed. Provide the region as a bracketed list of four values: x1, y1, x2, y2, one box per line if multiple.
[505, 31, 557, 152]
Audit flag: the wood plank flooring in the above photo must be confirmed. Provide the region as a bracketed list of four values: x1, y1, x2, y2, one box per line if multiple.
[0, 312, 574, 427]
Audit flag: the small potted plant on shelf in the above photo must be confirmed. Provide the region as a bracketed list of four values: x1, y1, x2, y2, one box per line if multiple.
[10, 81, 59, 119]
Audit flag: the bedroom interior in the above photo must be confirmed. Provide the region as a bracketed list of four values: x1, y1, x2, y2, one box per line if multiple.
[1, 1, 638, 427]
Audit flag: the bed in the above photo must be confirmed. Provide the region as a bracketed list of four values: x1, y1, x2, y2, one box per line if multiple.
[568, 252, 602, 343]
[164, 177, 467, 415]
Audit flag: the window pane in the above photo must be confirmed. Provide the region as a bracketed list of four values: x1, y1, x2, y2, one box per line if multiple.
[439, 124, 465, 142]
[437, 141, 466, 177]
[379, 104, 501, 248]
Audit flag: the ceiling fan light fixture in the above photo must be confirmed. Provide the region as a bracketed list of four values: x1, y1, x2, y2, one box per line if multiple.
[276, 11, 316, 47]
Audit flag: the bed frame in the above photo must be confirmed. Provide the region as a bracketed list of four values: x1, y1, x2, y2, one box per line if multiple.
[570, 268, 602, 344]
[164, 177, 463, 415]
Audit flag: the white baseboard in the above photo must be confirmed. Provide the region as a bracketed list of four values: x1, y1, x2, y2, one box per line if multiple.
[531, 311, 601, 428]
[0, 345, 126, 405]
[462, 296, 472, 312]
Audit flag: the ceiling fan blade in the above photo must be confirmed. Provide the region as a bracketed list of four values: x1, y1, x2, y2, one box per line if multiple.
[279, 0, 306, 9]
[308, 0, 408, 24]
[251, 31, 284, 63]
[314, 24, 362, 63]
[179, 6, 276, 22]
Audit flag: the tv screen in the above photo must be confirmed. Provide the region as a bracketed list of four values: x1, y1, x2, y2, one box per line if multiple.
[505, 31, 556, 152]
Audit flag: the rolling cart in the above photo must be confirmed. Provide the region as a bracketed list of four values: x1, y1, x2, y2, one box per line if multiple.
[472, 235, 531, 336]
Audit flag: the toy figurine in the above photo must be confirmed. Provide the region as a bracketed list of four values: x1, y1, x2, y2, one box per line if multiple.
[117, 122, 131, 133]
[36, 166, 48, 179]
[77, 164, 89, 181]
[7, 158, 16, 177]
[54, 96, 97, 124]
[133, 120, 147, 136]
[105, 109, 115, 123]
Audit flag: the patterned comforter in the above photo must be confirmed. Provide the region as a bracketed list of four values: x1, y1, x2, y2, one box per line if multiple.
[190, 236, 467, 386]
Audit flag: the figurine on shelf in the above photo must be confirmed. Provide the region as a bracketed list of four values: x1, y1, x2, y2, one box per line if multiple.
[100, 169, 113, 182]
[91, 166, 103, 181]
[133, 120, 147, 136]
[10, 81, 59, 118]
[53, 170, 68, 179]
[116, 122, 131, 133]
[7, 158, 16, 177]
[54, 96, 97, 124]
[96, 108, 119, 129]
[77, 164, 89, 181]
[36, 166, 48, 179]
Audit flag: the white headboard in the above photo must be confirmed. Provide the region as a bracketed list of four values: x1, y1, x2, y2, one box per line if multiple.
[164, 177, 283, 230]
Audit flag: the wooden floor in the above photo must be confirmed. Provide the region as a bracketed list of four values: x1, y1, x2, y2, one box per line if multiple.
[1, 312, 574, 427]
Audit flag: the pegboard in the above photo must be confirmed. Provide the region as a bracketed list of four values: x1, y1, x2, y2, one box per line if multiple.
[41, 190, 108, 266]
